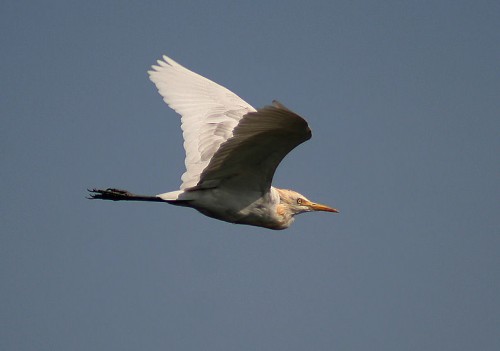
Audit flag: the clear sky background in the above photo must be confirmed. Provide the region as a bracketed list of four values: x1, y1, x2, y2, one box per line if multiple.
[1, 1, 499, 350]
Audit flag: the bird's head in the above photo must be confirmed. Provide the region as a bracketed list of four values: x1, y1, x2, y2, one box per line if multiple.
[276, 188, 339, 216]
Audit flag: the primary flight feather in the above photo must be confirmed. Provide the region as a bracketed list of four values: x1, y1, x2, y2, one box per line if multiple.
[89, 55, 338, 229]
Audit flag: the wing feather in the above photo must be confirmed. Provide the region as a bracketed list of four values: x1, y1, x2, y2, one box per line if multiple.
[148, 55, 255, 189]
[195, 101, 312, 193]
[148, 56, 311, 194]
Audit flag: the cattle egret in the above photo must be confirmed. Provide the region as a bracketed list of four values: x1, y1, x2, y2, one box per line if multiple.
[88, 55, 339, 229]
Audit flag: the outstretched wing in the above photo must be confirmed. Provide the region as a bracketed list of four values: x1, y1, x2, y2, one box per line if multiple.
[148, 55, 255, 190]
[195, 101, 312, 193]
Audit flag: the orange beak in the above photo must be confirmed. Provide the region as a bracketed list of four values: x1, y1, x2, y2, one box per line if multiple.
[308, 201, 339, 213]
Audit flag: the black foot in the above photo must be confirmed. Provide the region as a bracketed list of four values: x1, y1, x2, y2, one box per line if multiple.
[87, 188, 135, 201]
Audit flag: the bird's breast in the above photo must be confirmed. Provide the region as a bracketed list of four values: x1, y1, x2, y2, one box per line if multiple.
[187, 188, 289, 229]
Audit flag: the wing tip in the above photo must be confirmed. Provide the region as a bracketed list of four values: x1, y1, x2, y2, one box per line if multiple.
[147, 54, 178, 76]
[271, 100, 292, 112]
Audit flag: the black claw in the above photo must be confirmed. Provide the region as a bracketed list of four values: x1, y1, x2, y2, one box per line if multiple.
[87, 187, 134, 201]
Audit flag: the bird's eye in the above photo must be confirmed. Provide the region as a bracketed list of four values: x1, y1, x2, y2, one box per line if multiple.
[297, 198, 303, 205]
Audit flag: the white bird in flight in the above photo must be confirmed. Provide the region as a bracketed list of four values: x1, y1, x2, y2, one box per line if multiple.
[89, 55, 339, 229]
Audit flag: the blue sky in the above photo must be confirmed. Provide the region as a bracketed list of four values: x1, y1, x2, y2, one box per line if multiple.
[1, 1, 499, 350]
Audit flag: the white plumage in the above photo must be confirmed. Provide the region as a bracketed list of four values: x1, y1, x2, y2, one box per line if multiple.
[89, 55, 338, 229]
[149, 56, 255, 190]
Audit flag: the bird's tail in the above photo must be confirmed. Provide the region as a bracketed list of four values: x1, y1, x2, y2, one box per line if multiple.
[155, 190, 196, 207]
[156, 190, 184, 201]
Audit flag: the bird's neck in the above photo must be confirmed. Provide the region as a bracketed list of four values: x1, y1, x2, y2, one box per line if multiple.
[271, 187, 295, 228]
